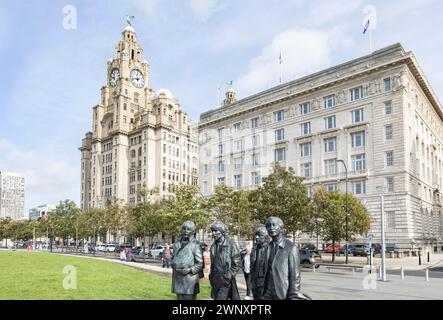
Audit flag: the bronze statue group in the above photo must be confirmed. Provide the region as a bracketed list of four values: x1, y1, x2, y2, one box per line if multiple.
[171, 217, 310, 300]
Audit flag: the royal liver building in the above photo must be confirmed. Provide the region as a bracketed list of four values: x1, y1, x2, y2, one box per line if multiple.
[198, 44, 443, 252]
[80, 25, 198, 209]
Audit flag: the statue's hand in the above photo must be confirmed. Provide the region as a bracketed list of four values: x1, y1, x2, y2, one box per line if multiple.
[178, 268, 190, 275]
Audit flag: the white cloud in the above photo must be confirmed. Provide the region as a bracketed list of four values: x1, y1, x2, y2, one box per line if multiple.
[236, 27, 352, 97]
[190, 0, 220, 18]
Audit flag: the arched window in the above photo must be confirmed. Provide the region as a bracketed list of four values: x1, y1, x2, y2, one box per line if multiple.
[131, 150, 136, 158]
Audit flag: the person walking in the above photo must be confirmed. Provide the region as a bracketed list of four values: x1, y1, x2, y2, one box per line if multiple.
[242, 243, 253, 300]
[162, 245, 173, 268]
[119, 247, 127, 262]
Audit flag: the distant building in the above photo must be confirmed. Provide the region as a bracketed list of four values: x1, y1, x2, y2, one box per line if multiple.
[29, 204, 56, 221]
[0, 171, 25, 220]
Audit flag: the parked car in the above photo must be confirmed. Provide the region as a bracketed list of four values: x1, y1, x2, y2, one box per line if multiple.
[353, 244, 371, 256]
[299, 249, 321, 268]
[106, 244, 116, 252]
[300, 243, 317, 251]
[324, 244, 341, 253]
[95, 244, 106, 252]
[149, 245, 166, 259]
[339, 244, 356, 254]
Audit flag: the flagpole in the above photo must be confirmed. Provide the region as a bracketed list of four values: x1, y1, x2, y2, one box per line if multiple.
[369, 28, 373, 53]
[217, 84, 220, 107]
[279, 51, 283, 85]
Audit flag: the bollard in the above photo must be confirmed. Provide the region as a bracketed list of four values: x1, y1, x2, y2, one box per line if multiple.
[352, 268, 355, 278]
[400, 267, 404, 280]
[425, 268, 429, 282]
[427, 252, 430, 263]
[419, 251, 422, 265]
[313, 264, 316, 272]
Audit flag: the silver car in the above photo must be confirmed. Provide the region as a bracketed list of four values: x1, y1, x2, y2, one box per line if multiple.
[299, 249, 321, 268]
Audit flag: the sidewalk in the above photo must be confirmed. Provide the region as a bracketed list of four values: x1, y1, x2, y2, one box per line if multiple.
[320, 253, 443, 270]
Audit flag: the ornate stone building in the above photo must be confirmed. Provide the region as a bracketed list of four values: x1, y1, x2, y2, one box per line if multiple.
[198, 44, 443, 251]
[80, 25, 198, 209]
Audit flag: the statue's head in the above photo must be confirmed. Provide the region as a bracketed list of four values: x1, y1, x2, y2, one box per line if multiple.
[211, 220, 227, 242]
[265, 216, 284, 239]
[181, 220, 196, 240]
[255, 226, 269, 245]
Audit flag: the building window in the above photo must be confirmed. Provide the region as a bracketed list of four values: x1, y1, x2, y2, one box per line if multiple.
[387, 177, 394, 192]
[324, 159, 337, 175]
[218, 144, 225, 155]
[350, 86, 363, 101]
[251, 117, 260, 129]
[218, 161, 225, 173]
[352, 180, 366, 195]
[385, 101, 392, 114]
[234, 175, 242, 188]
[386, 151, 394, 166]
[352, 154, 366, 171]
[234, 158, 242, 170]
[204, 164, 208, 174]
[234, 122, 242, 132]
[352, 109, 364, 123]
[384, 78, 392, 92]
[324, 95, 336, 108]
[218, 128, 224, 139]
[324, 115, 336, 129]
[274, 110, 285, 122]
[386, 211, 396, 228]
[252, 135, 260, 147]
[300, 143, 312, 157]
[252, 154, 260, 166]
[300, 102, 311, 115]
[275, 148, 286, 162]
[385, 125, 393, 140]
[218, 177, 225, 185]
[351, 131, 365, 148]
[325, 183, 337, 192]
[251, 172, 260, 186]
[301, 122, 311, 135]
[300, 163, 312, 178]
[324, 137, 337, 152]
[235, 139, 242, 151]
[275, 129, 285, 142]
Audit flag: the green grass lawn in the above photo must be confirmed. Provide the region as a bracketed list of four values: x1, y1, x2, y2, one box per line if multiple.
[0, 251, 212, 300]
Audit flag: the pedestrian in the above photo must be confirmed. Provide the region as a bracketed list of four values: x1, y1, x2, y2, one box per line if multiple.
[242, 243, 253, 300]
[203, 244, 211, 275]
[120, 247, 127, 262]
[162, 245, 173, 268]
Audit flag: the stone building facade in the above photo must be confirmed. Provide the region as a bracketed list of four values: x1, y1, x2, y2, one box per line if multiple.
[198, 44, 443, 251]
[80, 25, 198, 209]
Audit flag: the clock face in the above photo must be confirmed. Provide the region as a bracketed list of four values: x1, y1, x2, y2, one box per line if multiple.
[130, 69, 145, 88]
[109, 68, 120, 87]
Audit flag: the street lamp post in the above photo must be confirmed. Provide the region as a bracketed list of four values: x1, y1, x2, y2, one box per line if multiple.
[376, 185, 387, 281]
[337, 159, 349, 264]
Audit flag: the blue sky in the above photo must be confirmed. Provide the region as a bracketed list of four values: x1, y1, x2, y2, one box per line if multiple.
[0, 0, 442, 214]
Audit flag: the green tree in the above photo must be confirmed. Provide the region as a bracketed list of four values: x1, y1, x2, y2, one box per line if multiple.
[207, 185, 255, 240]
[311, 188, 371, 262]
[161, 184, 210, 238]
[249, 162, 310, 239]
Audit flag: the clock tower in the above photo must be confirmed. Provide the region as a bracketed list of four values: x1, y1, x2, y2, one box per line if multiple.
[80, 22, 199, 210]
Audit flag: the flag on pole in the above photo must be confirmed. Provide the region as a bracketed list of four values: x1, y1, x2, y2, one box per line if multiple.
[279, 51, 282, 65]
[227, 80, 233, 86]
[363, 19, 370, 34]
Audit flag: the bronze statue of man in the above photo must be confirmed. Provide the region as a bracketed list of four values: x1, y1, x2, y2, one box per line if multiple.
[262, 216, 305, 300]
[209, 220, 241, 300]
[250, 226, 269, 299]
[171, 221, 203, 300]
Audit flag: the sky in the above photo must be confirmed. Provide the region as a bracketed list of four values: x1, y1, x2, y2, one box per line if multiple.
[1, 0, 442, 216]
